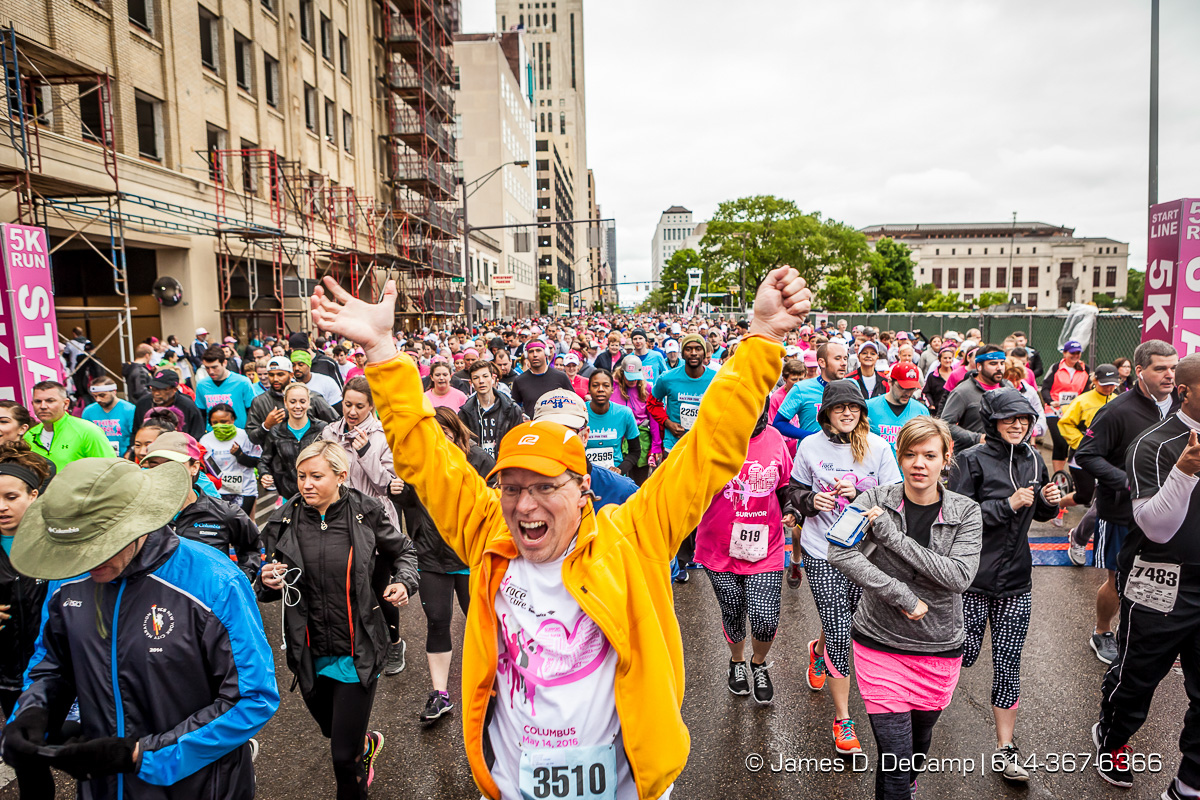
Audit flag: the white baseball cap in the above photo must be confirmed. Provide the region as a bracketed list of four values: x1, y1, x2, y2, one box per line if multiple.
[532, 390, 588, 430]
[195, 327, 209, 336]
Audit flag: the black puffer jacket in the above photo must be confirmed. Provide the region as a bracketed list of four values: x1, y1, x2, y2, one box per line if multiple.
[399, 445, 495, 573]
[0, 548, 47, 694]
[261, 418, 328, 501]
[948, 388, 1057, 597]
[257, 488, 419, 695]
[458, 391, 525, 460]
[245, 385, 339, 447]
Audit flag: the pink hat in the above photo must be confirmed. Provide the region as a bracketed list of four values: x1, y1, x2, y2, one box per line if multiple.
[803, 351, 819, 368]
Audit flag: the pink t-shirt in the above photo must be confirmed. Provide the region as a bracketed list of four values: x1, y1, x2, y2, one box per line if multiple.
[613, 384, 662, 454]
[425, 387, 467, 410]
[695, 427, 793, 574]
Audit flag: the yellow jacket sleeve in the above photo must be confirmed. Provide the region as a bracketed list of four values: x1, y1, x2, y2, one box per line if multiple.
[367, 352, 504, 567]
[1058, 391, 1088, 450]
[607, 335, 785, 561]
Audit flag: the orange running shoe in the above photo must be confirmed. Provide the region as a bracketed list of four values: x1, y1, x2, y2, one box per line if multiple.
[833, 718, 862, 755]
[806, 639, 827, 692]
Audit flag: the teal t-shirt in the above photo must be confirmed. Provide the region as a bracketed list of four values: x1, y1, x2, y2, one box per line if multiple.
[82, 399, 136, 456]
[1, 534, 12, 556]
[776, 377, 828, 437]
[586, 402, 639, 470]
[288, 420, 311, 441]
[314, 655, 359, 684]
[866, 394, 930, 454]
[651, 366, 716, 452]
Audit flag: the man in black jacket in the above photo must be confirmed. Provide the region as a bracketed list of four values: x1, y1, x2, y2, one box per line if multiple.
[941, 345, 1010, 454]
[130, 369, 206, 440]
[143, 433, 262, 583]
[121, 343, 155, 403]
[458, 361, 525, 460]
[291, 332, 343, 388]
[1075, 338, 1178, 664]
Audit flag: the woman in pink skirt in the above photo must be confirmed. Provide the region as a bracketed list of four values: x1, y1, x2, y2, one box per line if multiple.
[828, 416, 982, 800]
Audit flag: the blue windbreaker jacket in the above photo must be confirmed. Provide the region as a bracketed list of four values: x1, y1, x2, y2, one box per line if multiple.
[17, 528, 279, 799]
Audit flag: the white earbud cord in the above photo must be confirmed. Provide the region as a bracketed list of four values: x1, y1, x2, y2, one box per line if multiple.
[278, 566, 303, 651]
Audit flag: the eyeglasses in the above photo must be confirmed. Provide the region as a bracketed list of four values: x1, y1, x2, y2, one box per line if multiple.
[496, 479, 575, 502]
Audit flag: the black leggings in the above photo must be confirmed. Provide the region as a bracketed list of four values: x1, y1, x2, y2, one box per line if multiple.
[372, 556, 400, 643]
[419, 571, 470, 653]
[1047, 417, 1069, 461]
[302, 676, 378, 800]
[868, 709, 943, 800]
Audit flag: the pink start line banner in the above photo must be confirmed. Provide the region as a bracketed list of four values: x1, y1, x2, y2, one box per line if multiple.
[1143, 198, 1200, 355]
[0, 224, 63, 407]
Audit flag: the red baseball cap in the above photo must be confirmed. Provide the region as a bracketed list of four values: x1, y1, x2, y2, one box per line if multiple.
[890, 362, 921, 389]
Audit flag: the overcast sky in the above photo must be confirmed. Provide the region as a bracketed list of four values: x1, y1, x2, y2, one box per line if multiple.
[462, 0, 1200, 305]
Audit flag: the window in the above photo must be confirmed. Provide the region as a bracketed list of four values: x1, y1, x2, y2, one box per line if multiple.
[951, 248, 956, 255]
[932, 268, 942, 289]
[134, 93, 161, 160]
[199, 6, 220, 72]
[342, 112, 353, 153]
[948, 269, 958, 289]
[1000, 247, 1004, 254]
[338, 33, 349, 75]
[206, 124, 225, 181]
[535, 140, 548, 152]
[261, 0, 273, 12]
[1093, 265, 1101, 287]
[241, 140, 257, 194]
[980, 267, 990, 288]
[129, 0, 152, 33]
[1032, 247, 1037, 254]
[967, 248, 972, 255]
[1016, 247, 1020, 254]
[1060, 261, 1073, 277]
[320, 14, 332, 61]
[324, 98, 336, 144]
[303, 84, 317, 131]
[234, 32, 252, 91]
[1013, 268, 1022, 288]
[1106, 266, 1117, 287]
[983, 247, 988, 255]
[996, 266, 1007, 288]
[263, 54, 280, 106]
[79, 87, 103, 143]
[1028, 266, 1038, 287]
[300, 0, 313, 43]
[559, 111, 565, 134]
[964, 268, 974, 289]
[934, 248, 939, 255]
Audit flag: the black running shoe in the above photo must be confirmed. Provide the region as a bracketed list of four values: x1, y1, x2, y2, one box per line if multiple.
[750, 661, 774, 704]
[384, 638, 407, 676]
[1092, 722, 1134, 788]
[727, 660, 750, 696]
[420, 691, 454, 721]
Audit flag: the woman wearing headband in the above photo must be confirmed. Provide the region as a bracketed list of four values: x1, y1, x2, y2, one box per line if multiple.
[0, 402, 55, 491]
[0, 442, 59, 797]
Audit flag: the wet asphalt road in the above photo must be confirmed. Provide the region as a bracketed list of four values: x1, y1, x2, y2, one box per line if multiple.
[2, 508, 1189, 800]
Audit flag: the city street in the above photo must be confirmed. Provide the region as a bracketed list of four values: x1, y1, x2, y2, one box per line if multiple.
[3, 508, 1186, 800]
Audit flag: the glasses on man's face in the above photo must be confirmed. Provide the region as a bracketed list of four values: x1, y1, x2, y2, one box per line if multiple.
[497, 479, 575, 502]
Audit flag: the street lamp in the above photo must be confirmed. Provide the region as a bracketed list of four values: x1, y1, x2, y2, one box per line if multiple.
[460, 159, 530, 330]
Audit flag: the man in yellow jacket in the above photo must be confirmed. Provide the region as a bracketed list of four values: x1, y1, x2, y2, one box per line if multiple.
[309, 267, 812, 800]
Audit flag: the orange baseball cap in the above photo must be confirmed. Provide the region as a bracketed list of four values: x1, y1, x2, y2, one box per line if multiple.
[486, 420, 588, 480]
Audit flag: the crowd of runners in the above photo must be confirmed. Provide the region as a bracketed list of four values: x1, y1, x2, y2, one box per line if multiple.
[0, 267, 1195, 800]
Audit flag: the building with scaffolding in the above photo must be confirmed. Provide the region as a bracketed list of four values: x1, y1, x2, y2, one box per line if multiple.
[1, 0, 463, 388]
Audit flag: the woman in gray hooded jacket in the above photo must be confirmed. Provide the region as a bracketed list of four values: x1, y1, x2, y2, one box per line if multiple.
[828, 416, 981, 800]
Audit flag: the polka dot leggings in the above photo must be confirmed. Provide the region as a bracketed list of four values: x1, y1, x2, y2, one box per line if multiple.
[962, 591, 1031, 710]
[704, 568, 784, 644]
[802, 552, 862, 678]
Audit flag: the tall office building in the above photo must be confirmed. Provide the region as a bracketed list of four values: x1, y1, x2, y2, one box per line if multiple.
[454, 31, 537, 318]
[651, 206, 694, 284]
[494, 0, 590, 310]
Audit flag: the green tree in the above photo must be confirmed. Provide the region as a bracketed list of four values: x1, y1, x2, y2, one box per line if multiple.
[906, 283, 970, 312]
[976, 291, 1009, 309]
[1119, 268, 1144, 310]
[884, 298, 906, 312]
[700, 195, 875, 291]
[871, 238, 916, 309]
[1093, 293, 1115, 309]
[822, 275, 864, 312]
[636, 287, 673, 313]
[538, 280, 560, 314]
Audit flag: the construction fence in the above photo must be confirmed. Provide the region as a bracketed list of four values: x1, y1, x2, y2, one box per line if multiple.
[817, 312, 1145, 367]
